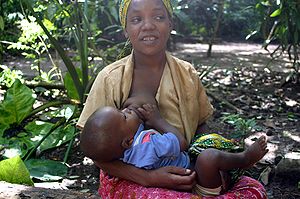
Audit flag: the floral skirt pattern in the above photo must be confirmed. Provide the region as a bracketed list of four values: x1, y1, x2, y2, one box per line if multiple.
[98, 171, 267, 199]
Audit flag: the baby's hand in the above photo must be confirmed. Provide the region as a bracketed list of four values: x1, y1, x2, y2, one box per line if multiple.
[138, 104, 162, 128]
[122, 96, 157, 121]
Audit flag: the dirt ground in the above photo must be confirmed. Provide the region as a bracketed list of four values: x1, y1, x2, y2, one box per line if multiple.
[3, 42, 300, 198]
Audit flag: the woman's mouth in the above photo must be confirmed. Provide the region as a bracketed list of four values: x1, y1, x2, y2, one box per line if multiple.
[142, 36, 156, 41]
[141, 36, 158, 45]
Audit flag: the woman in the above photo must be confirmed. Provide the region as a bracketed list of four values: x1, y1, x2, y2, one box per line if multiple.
[77, 0, 267, 198]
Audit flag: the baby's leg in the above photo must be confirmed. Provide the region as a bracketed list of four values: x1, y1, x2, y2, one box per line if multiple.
[195, 136, 268, 189]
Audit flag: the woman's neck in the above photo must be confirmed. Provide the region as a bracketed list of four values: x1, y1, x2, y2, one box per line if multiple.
[133, 50, 167, 70]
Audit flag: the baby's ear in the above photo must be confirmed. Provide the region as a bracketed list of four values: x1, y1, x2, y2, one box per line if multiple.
[122, 138, 133, 149]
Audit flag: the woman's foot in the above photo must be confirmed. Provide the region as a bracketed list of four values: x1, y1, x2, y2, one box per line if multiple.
[243, 136, 268, 167]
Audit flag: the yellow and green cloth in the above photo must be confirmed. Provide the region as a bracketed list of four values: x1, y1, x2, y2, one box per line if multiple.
[188, 133, 244, 184]
[119, 0, 173, 28]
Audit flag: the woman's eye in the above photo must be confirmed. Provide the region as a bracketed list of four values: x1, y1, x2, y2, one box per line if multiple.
[155, 15, 165, 21]
[131, 17, 141, 23]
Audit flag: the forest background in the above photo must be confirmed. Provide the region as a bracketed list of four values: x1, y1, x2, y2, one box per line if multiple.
[0, 0, 299, 198]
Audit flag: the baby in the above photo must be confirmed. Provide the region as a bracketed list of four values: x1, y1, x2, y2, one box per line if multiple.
[80, 96, 189, 167]
[80, 97, 268, 196]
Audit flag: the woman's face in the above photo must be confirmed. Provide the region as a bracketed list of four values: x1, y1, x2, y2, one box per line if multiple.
[125, 0, 172, 56]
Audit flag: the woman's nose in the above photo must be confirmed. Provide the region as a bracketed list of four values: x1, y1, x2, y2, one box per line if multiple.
[141, 18, 155, 30]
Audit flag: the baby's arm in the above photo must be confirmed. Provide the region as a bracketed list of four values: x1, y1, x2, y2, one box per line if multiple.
[138, 104, 188, 151]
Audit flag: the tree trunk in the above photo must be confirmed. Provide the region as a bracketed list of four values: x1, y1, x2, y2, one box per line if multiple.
[207, 0, 224, 57]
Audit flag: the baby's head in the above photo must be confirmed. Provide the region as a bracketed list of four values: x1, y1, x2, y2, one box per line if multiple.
[80, 106, 142, 163]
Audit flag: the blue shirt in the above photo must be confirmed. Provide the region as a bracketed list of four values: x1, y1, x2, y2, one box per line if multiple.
[122, 124, 190, 169]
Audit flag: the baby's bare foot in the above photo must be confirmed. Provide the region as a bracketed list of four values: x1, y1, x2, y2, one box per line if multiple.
[244, 136, 268, 167]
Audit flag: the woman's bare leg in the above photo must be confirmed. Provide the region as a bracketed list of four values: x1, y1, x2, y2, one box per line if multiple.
[194, 136, 268, 189]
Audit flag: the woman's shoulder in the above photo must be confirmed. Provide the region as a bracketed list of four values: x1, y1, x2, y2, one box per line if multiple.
[100, 55, 131, 75]
[166, 52, 198, 75]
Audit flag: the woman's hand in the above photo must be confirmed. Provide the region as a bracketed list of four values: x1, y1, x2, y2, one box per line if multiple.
[147, 166, 197, 191]
[96, 160, 196, 191]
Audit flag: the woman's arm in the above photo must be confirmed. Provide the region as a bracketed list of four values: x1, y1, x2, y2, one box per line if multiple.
[95, 160, 196, 190]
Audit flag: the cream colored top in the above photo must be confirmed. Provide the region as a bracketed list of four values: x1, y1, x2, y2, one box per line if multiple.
[77, 52, 213, 143]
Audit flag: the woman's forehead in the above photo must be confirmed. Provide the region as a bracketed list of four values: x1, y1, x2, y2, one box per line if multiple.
[128, 3, 166, 16]
[119, 0, 172, 28]
[129, 0, 165, 10]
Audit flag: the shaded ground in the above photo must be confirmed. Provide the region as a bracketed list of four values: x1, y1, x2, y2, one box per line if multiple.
[3, 42, 300, 198]
[175, 42, 300, 199]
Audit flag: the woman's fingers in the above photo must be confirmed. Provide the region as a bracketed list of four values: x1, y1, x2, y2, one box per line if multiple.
[150, 166, 197, 191]
[166, 166, 193, 175]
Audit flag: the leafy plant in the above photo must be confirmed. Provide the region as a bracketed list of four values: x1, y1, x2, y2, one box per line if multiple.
[25, 159, 68, 181]
[0, 65, 24, 87]
[0, 79, 35, 132]
[250, 0, 300, 83]
[0, 156, 34, 186]
[6, 15, 60, 82]
[221, 113, 260, 143]
[0, 80, 78, 161]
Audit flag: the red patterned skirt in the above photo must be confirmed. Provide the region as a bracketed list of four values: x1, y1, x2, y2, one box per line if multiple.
[98, 171, 267, 199]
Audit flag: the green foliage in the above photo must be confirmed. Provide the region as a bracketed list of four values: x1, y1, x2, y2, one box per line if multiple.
[64, 68, 83, 101]
[252, 0, 300, 81]
[7, 15, 58, 81]
[221, 113, 259, 139]
[0, 16, 4, 31]
[0, 0, 144, 186]
[25, 159, 68, 181]
[173, 0, 259, 40]
[0, 80, 77, 161]
[0, 0, 23, 61]
[221, 0, 261, 40]
[0, 79, 35, 128]
[0, 65, 24, 87]
[0, 156, 34, 186]
[25, 120, 76, 153]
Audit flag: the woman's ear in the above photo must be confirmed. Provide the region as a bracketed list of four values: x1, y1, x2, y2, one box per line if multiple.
[124, 29, 129, 38]
[121, 137, 133, 149]
[169, 20, 173, 32]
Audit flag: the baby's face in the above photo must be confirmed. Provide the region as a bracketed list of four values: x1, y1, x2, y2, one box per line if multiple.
[113, 108, 142, 141]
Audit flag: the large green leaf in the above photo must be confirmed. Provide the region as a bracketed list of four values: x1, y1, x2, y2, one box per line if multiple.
[1, 120, 75, 159]
[0, 79, 35, 126]
[25, 159, 68, 181]
[64, 69, 82, 101]
[0, 156, 34, 186]
[25, 120, 75, 153]
[1, 137, 30, 159]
